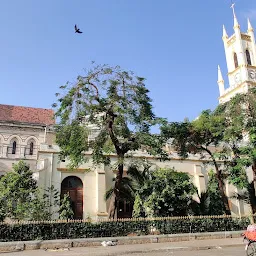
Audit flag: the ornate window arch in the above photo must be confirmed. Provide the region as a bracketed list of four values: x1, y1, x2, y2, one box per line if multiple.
[246, 49, 252, 65]
[10, 138, 18, 154]
[234, 52, 238, 68]
[29, 141, 34, 155]
[26, 138, 36, 156]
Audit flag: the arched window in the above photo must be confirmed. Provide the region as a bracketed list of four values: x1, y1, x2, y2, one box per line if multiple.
[246, 50, 252, 65]
[25, 139, 36, 156]
[29, 142, 34, 155]
[61, 176, 83, 189]
[234, 52, 238, 68]
[12, 141, 17, 154]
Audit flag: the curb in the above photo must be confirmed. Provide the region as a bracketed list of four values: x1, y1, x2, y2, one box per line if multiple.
[0, 230, 244, 252]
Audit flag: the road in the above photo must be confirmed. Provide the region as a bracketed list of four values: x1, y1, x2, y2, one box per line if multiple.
[2, 245, 245, 256]
[120, 247, 245, 256]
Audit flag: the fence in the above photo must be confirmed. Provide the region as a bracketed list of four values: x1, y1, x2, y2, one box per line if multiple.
[0, 215, 252, 242]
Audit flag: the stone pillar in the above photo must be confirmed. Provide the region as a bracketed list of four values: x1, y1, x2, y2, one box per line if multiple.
[96, 168, 108, 220]
[20, 146, 26, 158]
[2, 145, 8, 158]
[194, 165, 206, 195]
[225, 182, 239, 215]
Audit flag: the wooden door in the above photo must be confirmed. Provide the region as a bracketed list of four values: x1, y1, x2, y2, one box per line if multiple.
[61, 176, 83, 219]
[117, 200, 133, 219]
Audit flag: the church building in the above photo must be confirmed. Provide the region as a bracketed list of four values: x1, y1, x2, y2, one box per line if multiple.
[0, 9, 255, 220]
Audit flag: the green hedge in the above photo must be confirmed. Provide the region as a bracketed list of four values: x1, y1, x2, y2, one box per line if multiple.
[0, 216, 250, 242]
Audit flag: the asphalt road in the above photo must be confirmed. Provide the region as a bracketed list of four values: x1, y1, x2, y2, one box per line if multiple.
[120, 246, 246, 256]
[2, 245, 246, 256]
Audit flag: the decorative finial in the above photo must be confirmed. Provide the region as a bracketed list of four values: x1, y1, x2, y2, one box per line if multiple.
[230, 3, 236, 18]
[248, 18, 254, 32]
[218, 65, 224, 82]
[217, 65, 225, 96]
[231, 2, 240, 29]
[222, 25, 228, 39]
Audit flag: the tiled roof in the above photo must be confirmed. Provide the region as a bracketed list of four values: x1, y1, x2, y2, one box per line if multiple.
[0, 104, 55, 125]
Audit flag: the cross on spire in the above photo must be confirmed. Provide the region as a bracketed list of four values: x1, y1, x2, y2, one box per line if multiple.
[230, 2, 236, 18]
[230, 1, 239, 28]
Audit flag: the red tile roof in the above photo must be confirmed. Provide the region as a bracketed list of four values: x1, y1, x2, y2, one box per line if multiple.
[0, 104, 55, 125]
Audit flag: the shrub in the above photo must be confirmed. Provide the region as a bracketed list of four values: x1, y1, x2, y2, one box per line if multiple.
[0, 215, 250, 242]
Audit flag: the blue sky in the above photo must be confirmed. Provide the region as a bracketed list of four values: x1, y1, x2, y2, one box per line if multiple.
[0, 0, 255, 122]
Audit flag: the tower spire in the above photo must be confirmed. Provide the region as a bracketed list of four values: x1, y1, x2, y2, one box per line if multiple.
[218, 65, 224, 82]
[248, 18, 254, 32]
[217, 65, 225, 96]
[231, 3, 240, 29]
[247, 18, 256, 64]
[222, 25, 228, 39]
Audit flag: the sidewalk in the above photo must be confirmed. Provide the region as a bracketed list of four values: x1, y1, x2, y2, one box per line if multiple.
[2, 237, 244, 256]
[0, 231, 245, 254]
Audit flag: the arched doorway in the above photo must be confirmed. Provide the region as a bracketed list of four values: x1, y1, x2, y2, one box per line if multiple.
[61, 176, 83, 219]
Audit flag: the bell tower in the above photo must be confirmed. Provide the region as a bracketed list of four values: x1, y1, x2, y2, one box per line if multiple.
[218, 4, 256, 103]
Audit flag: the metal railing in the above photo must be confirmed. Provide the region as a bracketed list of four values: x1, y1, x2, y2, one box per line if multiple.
[23, 146, 39, 156]
[6, 146, 39, 157]
[0, 214, 251, 242]
[7, 146, 16, 155]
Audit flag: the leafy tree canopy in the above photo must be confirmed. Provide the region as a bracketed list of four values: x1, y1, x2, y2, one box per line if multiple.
[214, 88, 256, 212]
[59, 193, 74, 220]
[161, 110, 225, 158]
[160, 110, 231, 215]
[0, 161, 59, 221]
[53, 63, 168, 218]
[132, 168, 196, 217]
[54, 63, 168, 168]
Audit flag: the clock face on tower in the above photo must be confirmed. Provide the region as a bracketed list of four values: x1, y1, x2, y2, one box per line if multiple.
[249, 70, 256, 81]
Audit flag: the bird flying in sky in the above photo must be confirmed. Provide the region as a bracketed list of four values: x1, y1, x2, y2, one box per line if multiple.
[74, 24, 83, 34]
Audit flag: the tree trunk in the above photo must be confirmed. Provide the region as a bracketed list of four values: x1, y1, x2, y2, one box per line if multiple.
[215, 169, 231, 215]
[204, 147, 231, 215]
[108, 156, 124, 219]
[249, 162, 256, 213]
[248, 181, 256, 214]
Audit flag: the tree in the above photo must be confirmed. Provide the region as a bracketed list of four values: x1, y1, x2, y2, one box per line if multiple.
[105, 160, 152, 204]
[0, 161, 37, 220]
[0, 199, 5, 222]
[191, 170, 226, 216]
[215, 88, 256, 213]
[105, 160, 153, 218]
[59, 193, 74, 220]
[0, 161, 58, 221]
[190, 191, 210, 216]
[54, 63, 168, 218]
[206, 170, 226, 215]
[161, 110, 231, 215]
[132, 168, 196, 217]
